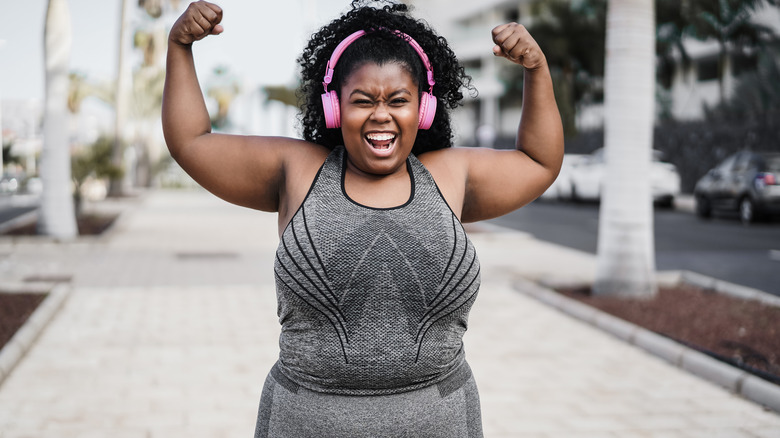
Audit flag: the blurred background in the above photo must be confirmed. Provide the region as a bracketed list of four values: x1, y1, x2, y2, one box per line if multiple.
[2, 0, 779, 194]
[1, 0, 351, 194]
[409, 0, 780, 196]
[1, 0, 779, 292]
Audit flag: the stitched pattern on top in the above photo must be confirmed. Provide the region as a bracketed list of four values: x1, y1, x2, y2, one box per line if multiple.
[274, 146, 480, 395]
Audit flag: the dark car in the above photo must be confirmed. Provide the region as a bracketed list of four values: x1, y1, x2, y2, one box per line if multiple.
[694, 151, 780, 224]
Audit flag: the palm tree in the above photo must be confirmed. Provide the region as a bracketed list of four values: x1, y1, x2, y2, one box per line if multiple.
[684, 0, 774, 102]
[130, 3, 180, 187]
[527, 0, 607, 137]
[593, 0, 657, 298]
[0, 38, 4, 173]
[656, 0, 693, 88]
[38, 0, 78, 238]
[108, 0, 133, 197]
[206, 67, 242, 130]
[109, 0, 181, 190]
[68, 72, 114, 112]
[130, 62, 166, 187]
[0, 86, 4, 174]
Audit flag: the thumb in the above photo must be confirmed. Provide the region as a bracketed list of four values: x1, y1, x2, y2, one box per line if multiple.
[211, 24, 224, 35]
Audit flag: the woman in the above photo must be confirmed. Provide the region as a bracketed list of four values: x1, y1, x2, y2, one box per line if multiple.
[163, 1, 563, 436]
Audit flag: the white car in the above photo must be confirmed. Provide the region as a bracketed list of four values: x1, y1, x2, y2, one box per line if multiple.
[567, 148, 681, 207]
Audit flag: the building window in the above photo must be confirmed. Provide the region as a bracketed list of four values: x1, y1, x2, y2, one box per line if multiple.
[697, 56, 719, 82]
[733, 53, 758, 77]
[657, 61, 675, 89]
[462, 59, 482, 78]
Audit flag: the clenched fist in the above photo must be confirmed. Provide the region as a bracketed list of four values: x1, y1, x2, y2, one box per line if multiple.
[170, 1, 224, 46]
[491, 23, 546, 71]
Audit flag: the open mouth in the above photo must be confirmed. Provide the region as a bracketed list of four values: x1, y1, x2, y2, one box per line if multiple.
[365, 132, 397, 151]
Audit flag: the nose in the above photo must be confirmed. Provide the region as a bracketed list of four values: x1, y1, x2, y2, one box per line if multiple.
[371, 103, 391, 122]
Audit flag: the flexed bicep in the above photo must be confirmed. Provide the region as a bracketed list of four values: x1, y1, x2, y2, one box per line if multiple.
[162, 2, 327, 213]
[460, 148, 558, 223]
[422, 147, 556, 223]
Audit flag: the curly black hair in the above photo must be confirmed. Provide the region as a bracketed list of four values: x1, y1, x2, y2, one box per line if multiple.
[296, 0, 475, 155]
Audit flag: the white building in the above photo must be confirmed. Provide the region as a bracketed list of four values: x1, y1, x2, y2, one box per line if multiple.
[406, 0, 780, 143]
[405, 0, 536, 146]
[664, 3, 780, 121]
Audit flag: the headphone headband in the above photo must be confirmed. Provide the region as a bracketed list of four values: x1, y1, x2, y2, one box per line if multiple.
[322, 29, 436, 94]
[320, 28, 438, 130]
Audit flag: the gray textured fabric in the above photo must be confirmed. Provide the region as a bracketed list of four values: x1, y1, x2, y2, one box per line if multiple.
[273, 146, 481, 396]
[254, 365, 483, 438]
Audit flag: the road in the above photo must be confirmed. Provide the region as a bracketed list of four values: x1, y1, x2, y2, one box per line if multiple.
[2, 194, 778, 296]
[488, 200, 780, 296]
[0, 194, 39, 231]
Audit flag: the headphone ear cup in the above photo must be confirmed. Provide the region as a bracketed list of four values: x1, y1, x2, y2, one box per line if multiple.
[321, 90, 341, 129]
[418, 92, 437, 130]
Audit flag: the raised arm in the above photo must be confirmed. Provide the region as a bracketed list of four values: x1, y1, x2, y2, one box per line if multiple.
[163, 1, 224, 155]
[162, 1, 320, 214]
[429, 23, 564, 223]
[496, 23, 564, 179]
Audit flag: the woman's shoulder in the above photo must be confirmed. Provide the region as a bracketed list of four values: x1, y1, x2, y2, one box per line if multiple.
[416, 147, 472, 216]
[276, 139, 332, 187]
[249, 137, 331, 172]
[417, 146, 474, 175]
[283, 138, 331, 162]
[275, 140, 333, 230]
[254, 136, 329, 157]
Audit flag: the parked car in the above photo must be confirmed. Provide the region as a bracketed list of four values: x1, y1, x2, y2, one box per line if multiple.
[0, 172, 22, 195]
[694, 151, 780, 224]
[567, 148, 681, 207]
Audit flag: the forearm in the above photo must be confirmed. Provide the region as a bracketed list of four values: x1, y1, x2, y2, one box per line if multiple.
[161, 41, 212, 159]
[516, 60, 564, 173]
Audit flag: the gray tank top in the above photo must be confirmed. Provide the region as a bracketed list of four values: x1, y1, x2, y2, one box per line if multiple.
[274, 146, 481, 395]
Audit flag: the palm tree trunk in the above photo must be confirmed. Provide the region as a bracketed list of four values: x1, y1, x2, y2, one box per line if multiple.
[717, 42, 733, 104]
[109, 0, 133, 197]
[38, 0, 78, 239]
[0, 87, 4, 173]
[594, 0, 657, 298]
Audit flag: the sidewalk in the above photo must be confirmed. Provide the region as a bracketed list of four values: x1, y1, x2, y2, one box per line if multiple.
[0, 189, 779, 437]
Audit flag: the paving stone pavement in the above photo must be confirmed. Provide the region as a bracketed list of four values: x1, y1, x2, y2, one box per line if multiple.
[0, 189, 779, 437]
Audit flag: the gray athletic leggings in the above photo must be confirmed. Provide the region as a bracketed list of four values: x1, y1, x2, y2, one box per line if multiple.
[254, 363, 483, 438]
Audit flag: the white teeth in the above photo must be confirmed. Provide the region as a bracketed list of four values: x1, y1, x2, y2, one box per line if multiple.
[365, 133, 396, 141]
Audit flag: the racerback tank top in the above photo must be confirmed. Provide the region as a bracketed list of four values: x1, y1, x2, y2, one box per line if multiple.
[273, 146, 481, 395]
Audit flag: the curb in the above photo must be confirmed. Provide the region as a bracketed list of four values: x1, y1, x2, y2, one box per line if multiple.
[543, 269, 780, 309]
[0, 210, 37, 235]
[0, 191, 144, 246]
[679, 270, 780, 308]
[0, 284, 71, 388]
[514, 277, 780, 413]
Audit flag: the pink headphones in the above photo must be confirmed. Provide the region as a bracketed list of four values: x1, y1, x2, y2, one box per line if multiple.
[321, 29, 437, 130]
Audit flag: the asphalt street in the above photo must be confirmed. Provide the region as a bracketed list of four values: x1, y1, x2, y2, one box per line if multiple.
[4, 193, 779, 295]
[0, 205, 35, 224]
[489, 199, 780, 296]
[0, 195, 39, 232]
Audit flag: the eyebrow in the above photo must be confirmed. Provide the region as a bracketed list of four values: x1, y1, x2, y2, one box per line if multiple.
[349, 88, 413, 98]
